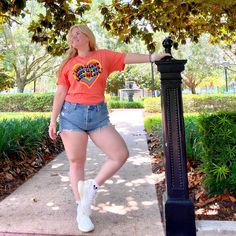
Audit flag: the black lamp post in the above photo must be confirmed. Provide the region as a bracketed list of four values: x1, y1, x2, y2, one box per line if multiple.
[222, 61, 229, 93]
[155, 37, 196, 236]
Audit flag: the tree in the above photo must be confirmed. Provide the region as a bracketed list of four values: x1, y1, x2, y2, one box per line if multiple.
[100, 0, 236, 51]
[106, 72, 125, 96]
[0, 0, 92, 56]
[1, 23, 57, 93]
[174, 35, 224, 94]
[2, 1, 236, 55]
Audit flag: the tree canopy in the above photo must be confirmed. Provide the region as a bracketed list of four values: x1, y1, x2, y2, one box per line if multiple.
[0, 0, 92, 55]
[100, 0, 236, 52]
[1, 0, 236, 55]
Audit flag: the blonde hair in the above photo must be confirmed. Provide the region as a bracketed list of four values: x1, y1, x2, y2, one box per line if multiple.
[57, 24, 97, 78]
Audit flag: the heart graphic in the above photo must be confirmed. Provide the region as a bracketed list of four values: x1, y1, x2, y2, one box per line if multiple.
[72, 59, 102, 88]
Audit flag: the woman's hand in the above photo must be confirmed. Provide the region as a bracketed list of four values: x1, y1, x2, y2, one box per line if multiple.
[49, 84, 68, 140]
[48, 123, 58, 140]
[151, 52, 172, 62]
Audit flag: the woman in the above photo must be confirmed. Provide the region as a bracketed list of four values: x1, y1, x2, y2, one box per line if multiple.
[48, 24, 169, 233]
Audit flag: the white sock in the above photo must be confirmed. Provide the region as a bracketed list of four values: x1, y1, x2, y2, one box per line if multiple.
[93, 180, 100, 190]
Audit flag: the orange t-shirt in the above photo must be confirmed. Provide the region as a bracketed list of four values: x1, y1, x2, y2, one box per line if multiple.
[57, 49, 125, 104]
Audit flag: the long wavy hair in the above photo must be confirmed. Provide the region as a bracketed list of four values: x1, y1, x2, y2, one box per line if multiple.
[57, 24, 97, 78]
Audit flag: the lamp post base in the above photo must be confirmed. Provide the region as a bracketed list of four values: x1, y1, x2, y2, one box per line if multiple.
[165, 199, 196, 236]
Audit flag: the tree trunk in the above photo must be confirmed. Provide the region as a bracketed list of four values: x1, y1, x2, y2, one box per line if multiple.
[16, 80, 25, 93]
[191, 86, 196, 94]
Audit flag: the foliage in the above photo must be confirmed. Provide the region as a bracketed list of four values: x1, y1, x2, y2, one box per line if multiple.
[144, 111, 236, 196]
[0, 0, 92, 56]
[106, 71, 125, 96]
[107, 100, 143, 109]
[0, 112, 50, 120]
[144, 113, 200, 160]
[0, 20, 58, 93]
[0, 92, 235, 113]
[144, 114, 162, 133]
[0, 68, 14, 91]
[175, 35, 224, 94]
[144, 97, 162, 113]
[0, 92, 144, 111]
[2, 1, 236, 56]
[184, 114, 201, 160]
[195, 112, 236, 195]
[144, 94, 236, 113]
[0, 93, 54, 112]
[100, 0, 236, 52]
[0, 116, 50, 160]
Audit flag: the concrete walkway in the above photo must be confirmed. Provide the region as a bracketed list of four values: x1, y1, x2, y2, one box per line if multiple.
[0, 109, 164, 236]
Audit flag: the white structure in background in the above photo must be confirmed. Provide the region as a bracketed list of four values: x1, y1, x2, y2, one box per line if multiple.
[119, 81, 144, 101]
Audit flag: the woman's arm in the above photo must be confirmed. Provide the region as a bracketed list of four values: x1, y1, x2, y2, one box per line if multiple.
[49, 85, 68, 140]
[124, 52, 171, 64]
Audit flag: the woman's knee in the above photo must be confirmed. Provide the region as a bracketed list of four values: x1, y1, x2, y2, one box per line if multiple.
[117, 147, 129, 164]
[68, 157, 85, 168]
[124, 148, 129, 161]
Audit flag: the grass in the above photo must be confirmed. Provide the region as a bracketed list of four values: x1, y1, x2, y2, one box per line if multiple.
[0, 112, 51, 120]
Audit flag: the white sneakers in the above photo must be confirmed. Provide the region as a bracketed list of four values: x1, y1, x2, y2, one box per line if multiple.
[76, 203, 94, 232]
[78, 179, 98, 216]
[76, 179, 98, 232]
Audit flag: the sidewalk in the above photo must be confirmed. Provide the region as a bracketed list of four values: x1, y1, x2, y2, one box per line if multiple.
[0, 109, 164, 236]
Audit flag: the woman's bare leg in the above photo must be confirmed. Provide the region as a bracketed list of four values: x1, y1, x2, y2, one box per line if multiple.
[60, 131, 88, 201]
[89, 125, 129, 186]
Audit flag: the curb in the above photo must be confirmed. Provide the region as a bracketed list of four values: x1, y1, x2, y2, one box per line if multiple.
[196, 220, 236, 236]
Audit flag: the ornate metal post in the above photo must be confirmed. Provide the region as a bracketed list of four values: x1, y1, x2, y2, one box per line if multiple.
[155, 37, 196, 236]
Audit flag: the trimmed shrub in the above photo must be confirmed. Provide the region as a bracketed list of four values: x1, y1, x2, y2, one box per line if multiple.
[0, 93, 54, 112]
[144, 97, 162, 113]
[0, 116, 61, 161]
[144, 94, 236, 113]
[144, 114, 162, 133]
[107, 100, 143, 109]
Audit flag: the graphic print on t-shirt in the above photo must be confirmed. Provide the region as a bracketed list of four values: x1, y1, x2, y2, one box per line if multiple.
[72, 59, 103, 88]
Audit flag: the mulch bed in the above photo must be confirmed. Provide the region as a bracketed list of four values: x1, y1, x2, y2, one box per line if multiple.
[0, 139, 64, 202]
[147, 131, 236, 222]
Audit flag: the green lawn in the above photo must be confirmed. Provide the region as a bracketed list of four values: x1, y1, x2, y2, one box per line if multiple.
[0, 112, 51, 120]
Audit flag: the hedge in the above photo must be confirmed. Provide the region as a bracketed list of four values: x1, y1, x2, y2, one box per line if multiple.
[0, 116, 62, 161]
[0, 93, 54, 112]
[0, 93, 235, 112]
[0, 93, 144, 111]
[144, 94, 236, 113]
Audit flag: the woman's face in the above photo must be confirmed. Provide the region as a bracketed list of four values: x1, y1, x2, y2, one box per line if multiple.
[70, 27, 89, 50]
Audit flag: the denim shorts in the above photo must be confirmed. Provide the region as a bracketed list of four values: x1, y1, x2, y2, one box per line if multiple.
[59, 101, 111, 134]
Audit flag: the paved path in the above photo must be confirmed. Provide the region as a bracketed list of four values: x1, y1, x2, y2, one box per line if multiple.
[0, 109, 164, 236]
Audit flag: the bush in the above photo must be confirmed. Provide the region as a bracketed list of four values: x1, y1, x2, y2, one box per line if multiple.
[183, 114, 201, 161]
[0, 93, 54, 112]
[144, 111, 236, 196]
[144, 97, 162, 113]
[107, 100, 144, 109]
[144, 114, 162, 133]
[0, 115, 63, 163]
[144, 113, 200, 160]
[144, 94, 236, 113]
[194, 112, 236, 195]
[0, 117, 48, 160]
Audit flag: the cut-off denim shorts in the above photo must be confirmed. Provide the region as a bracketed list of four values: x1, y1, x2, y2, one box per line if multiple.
[59, 101, 111, 134]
